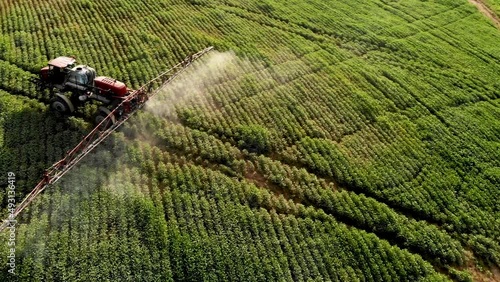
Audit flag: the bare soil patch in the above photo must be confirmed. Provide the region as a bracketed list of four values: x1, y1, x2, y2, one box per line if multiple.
[468, 0, 500, 29]
[459, 251, 500, 282]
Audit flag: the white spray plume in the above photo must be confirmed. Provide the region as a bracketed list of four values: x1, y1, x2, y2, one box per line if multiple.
[145, 50, 241, 120]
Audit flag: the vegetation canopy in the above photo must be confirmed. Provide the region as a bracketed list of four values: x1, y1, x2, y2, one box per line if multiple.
[0, 0, 499, 281]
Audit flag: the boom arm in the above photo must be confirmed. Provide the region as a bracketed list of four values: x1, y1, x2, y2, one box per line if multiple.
[0, 46, 214, 232]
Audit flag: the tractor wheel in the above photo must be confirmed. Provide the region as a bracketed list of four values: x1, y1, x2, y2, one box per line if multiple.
[93, 107, 116, 129]
[49, 94, 74, 115]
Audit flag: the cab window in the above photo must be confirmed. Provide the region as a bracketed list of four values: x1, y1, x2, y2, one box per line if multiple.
[68, 72, 88, 85]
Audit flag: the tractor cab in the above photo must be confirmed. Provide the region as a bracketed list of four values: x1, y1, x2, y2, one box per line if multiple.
[40, 56, 96, 93]
[41, 56, 76, 86]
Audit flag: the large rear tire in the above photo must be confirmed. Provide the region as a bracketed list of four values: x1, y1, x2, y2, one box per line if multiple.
[49, 94, 74, 115]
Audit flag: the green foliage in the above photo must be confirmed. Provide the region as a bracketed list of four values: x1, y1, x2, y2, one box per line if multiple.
[351, 90, 382, 122]
[447, 267, 473, 282]
[468, 235, 500, 266]
[0, 0, 499, 280]
[236, 124, 272, 153]
[78, 0, 94, 9]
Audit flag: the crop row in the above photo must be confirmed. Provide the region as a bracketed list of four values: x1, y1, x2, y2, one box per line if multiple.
[252, 154, 465, 266]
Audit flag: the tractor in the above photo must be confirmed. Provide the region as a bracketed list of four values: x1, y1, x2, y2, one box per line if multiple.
[37, 56, 146, 126]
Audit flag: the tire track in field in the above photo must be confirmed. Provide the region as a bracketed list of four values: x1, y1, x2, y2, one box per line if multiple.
[468, 0, 500, 29]
[133, 98, 469, 274]
[126, 124, 458, 273]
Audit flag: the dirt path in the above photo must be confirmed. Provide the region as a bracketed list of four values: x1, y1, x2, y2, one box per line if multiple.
[468, 0, 500, 29]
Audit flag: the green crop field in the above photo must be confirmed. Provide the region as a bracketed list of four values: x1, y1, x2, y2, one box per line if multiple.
[0, 0, 499, 281]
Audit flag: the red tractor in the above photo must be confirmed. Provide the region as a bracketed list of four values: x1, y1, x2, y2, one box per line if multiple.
[37, 56, 145, 125]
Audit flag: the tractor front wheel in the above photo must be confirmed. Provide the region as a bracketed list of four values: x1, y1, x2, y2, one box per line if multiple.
[49, 95, 74, 115]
